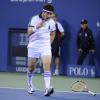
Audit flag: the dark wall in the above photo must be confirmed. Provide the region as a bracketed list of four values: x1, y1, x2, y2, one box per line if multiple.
[0, 0, 100, 76]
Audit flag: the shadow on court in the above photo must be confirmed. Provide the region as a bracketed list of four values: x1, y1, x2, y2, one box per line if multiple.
[0, 88, 100, 100]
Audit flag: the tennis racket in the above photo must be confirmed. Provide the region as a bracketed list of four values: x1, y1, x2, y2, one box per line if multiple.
[70, 80, 96, 96]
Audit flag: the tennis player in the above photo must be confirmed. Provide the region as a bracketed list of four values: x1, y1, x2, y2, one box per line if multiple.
[27, 4, 56, 96]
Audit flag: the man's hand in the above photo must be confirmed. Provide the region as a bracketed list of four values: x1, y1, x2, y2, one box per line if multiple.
[36, 20, 45, 29]
[78, 48, 83, 53]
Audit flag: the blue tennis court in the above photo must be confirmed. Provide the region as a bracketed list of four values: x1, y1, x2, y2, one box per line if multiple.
[0, 72, 100, 100]
[0, 87, 100, 100]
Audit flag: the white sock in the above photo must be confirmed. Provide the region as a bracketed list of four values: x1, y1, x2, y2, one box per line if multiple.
[55, 69, 59, 73]
[43, 71, 51, 89]
[27, 70, 33, 86]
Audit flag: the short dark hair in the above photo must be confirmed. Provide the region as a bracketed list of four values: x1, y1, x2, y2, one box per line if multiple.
[43, 4, 54, 12]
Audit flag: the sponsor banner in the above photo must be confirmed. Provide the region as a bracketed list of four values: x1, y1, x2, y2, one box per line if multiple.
[67, 64, 95, 78]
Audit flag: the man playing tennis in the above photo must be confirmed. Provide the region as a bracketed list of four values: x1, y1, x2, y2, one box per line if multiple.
[27, 4, 56, 96]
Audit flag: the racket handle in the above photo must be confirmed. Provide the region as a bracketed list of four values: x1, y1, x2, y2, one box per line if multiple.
[88, 91, 96, 96]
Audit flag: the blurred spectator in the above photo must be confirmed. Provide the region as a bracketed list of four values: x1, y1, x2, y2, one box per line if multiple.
[51, 13, 64, 75]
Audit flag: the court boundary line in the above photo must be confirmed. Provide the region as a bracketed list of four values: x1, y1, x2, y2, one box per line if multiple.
[0, 86, 100, 94]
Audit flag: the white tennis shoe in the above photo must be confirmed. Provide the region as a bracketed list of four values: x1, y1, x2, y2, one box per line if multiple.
[44, 87, 54, 96]
[28, 84, 35, 94]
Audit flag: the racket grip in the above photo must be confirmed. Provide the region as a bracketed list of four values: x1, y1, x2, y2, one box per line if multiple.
[88, 91, 96, 96]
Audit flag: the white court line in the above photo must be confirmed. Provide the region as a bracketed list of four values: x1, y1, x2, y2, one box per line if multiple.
[0, 86, 100, 95]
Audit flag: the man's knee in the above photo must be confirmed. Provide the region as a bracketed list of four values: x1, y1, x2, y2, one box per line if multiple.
[28, 60, 36, 72]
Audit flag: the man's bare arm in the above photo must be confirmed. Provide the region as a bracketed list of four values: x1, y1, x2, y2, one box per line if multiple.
[50, 31, 55, 44]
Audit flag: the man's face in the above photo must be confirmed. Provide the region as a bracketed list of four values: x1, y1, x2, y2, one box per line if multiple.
[42, 11, 52, 20]
[81, 23, 88, 29]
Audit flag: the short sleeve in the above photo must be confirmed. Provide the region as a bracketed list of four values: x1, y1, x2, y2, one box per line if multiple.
[28, 16, 37, 27]
[56, 21, 64, 32]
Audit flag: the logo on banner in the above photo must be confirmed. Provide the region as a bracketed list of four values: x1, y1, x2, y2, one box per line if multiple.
[67, 65, 95, 77]
[20, 33, 28, 46]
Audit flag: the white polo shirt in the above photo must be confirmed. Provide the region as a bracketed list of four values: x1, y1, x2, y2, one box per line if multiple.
[28, 15, 55, 50]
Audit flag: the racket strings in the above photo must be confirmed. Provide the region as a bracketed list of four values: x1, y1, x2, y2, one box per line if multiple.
[72, 82, 87, 92]
[71, 81, 96, 96]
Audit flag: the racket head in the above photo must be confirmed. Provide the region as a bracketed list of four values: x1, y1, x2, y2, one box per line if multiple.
[70, 80, 88, 92]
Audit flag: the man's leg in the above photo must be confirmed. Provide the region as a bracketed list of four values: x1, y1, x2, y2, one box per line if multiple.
[88, 52, 95, 66]
[27, 57, 37, 94]
[42, 55, 54, 96]
[54, 56, 60, 75]
[77, 52, 86, 65]
[54, 46, 60, 75]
